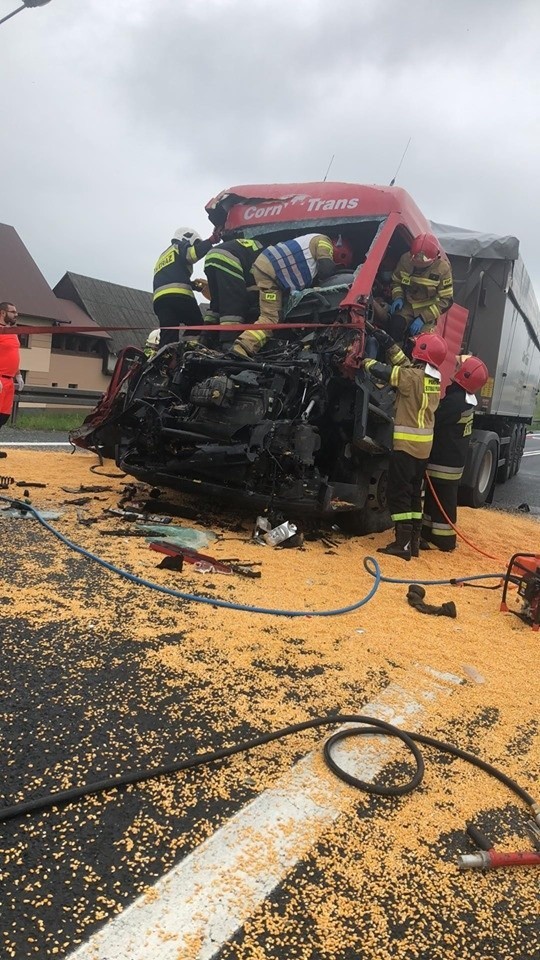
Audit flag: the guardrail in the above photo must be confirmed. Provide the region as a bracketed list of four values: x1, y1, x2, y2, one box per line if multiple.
[10, 386, 103, 426]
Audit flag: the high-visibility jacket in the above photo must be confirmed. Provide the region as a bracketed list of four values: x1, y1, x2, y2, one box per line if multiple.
[204, 239, 262, 284]
[257, 234, 334, 291]
[153, 237, 213, 303]
[0, 330, 20, 416]
[391, 252, 453, 325]
[364, 347, 442, 458]
[426, 383, 474, 481]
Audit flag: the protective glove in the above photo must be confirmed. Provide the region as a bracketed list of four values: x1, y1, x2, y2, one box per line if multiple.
[15, 374, 24, 391]
[208, 226, 223, 244]
[389, 298, 404, 315]
[408, 317, 424, 336]
[371, 328, 394, 349]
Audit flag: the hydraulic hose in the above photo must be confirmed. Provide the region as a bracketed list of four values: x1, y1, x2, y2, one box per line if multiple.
[0, 712, 537, 825]
[362, 556, 505, 587]
[426, 475, 504, 564]
[0, 496, 380, 618]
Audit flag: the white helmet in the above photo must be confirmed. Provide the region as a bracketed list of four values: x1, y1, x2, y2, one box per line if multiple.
[145, 328, 160, 348]
[173, 226, 201, 244]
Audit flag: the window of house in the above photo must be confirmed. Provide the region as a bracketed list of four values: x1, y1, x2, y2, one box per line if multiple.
[68, 383, 78, 389]
[18, 334, 29, 348]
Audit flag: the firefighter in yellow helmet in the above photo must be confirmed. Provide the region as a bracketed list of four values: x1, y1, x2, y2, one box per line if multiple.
[388, 233, 453, 343]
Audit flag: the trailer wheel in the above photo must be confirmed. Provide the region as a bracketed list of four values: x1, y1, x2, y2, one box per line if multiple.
[497, 424, 518, 483]
[459, 436, 498, 508]
[512, 424, 527, 477]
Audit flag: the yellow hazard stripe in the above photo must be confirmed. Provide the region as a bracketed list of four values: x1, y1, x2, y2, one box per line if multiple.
[394, 432, 433, 442]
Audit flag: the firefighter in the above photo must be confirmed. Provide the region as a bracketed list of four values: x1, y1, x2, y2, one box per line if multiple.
[363, 330, 448, 560]
[203, 238, 263, 337]
[144, 329, 160, 359]
[421, 355, 489, 551]
[152, 226, 221, 347]
[230, 234, 354, 359]
[388, 233, 453, 343]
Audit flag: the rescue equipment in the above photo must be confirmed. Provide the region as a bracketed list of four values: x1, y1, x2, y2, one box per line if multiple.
[500, 553, 540, 631]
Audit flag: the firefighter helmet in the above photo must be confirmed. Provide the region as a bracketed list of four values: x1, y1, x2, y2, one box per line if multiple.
[145, 329, 160, 349]
[173, 227, 201, 244]
[411, 332, 448, 368]
[454, 355, 489, 394]
[332, 236, 354, 268]
[410, 233, 440, 267]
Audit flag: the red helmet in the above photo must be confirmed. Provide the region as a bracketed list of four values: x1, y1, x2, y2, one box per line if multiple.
[410, 233, 440, 267]
[454, 356, 489, 394]
[411, 333, 448, 368]
[332, 235, 354, 268]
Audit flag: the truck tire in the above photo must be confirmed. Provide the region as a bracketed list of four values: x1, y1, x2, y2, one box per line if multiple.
[497, 424, 517, 484]
[339, 464, 392, 535]
[459, 433, 499, 508]
[512, 424, 527, 477]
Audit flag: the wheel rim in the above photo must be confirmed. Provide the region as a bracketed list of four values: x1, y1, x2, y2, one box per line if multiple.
[478, 450, 494, 495]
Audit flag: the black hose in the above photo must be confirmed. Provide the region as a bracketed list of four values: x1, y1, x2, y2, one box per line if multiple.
[0, 714, 534, 823]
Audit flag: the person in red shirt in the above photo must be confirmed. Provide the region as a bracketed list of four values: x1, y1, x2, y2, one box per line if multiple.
[0, 302, 24, 458]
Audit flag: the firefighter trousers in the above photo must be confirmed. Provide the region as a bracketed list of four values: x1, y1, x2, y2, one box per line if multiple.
[422, 477, 458, 551]
[387, 450, 428, 523]
[153, 293, 203, 347]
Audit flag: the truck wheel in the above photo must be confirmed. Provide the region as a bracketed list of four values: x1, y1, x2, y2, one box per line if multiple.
[497, 425, 517, 483]
[459, 436, 498, 508]
[512, 424, 527, 477]
[339, 465, 392, 535]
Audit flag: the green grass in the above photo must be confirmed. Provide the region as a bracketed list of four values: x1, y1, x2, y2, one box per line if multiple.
[8, 411, 86, 431]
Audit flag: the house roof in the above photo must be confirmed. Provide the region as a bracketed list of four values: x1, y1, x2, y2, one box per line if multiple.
[55, 298, 112, 339]
[0, 223, 69, 323]
[53, 272, 156, 354]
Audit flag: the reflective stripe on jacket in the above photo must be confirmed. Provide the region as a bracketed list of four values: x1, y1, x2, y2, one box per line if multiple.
[426, 383, 474, 479]
[153, 237, 212, 302]
[364, 351, 442, 458]
[258, 234, 334, 291]
[391, 252, 453, 324]
[204, 239, 262, 283]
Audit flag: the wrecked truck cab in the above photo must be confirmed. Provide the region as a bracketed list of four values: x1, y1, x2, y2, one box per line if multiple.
[72, 183, 467, 533]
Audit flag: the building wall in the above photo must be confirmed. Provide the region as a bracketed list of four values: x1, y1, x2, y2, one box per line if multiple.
[26, 352, 110, 392]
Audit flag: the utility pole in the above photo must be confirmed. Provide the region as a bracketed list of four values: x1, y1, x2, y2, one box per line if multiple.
[0, 0, 52, 28]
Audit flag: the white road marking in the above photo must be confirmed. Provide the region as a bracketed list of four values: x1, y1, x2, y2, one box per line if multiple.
[521, 450, 540, 457]
[68, 663, 462, 960]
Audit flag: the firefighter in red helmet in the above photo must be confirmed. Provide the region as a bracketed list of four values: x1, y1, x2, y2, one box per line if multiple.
[231, 234, 353, 358]
[421, 355, 489, 551]
[388, 233, 453, 343]
[363, 330, 448, 560]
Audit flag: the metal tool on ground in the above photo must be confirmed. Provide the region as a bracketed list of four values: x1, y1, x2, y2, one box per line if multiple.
[15, 481, 47, 488]
[500, 553, 540, 631]
[406, 583, 457, 618]
[458, 821, 540, 870]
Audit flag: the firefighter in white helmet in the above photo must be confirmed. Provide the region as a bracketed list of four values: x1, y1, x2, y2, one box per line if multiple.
[152, 225, 221, 348]
[144, 329, 161, 360]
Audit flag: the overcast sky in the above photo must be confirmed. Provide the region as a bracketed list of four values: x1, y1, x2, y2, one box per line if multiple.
[1, 0, 539, 293]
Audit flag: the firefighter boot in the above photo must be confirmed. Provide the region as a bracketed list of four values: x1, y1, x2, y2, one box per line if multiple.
[377, 522, 412, 561]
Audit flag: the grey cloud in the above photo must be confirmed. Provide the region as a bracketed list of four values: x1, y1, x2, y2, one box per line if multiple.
[0, 0, 538, 294]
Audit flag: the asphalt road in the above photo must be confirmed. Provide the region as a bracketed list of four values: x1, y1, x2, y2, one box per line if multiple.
[0, 446, 539, 960]
[491, 432, 540, 513]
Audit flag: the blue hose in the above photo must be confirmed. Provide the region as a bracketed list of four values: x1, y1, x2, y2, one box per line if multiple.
[362, 556, 504, 586]
[0, 496, 380, 618]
